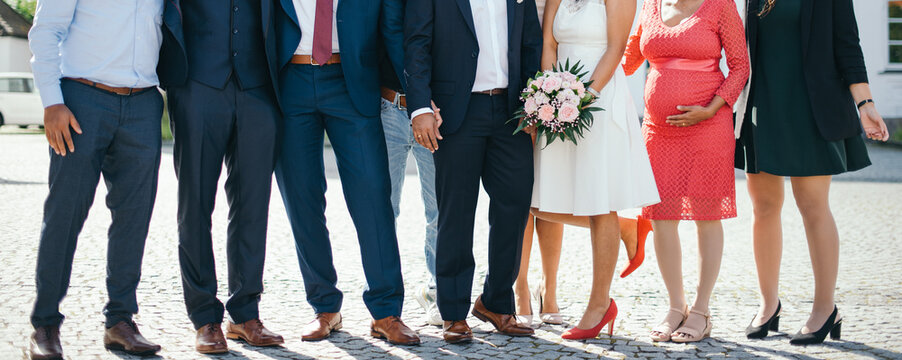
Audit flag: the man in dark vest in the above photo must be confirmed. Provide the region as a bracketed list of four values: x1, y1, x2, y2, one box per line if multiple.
[158, 0, 283, 354]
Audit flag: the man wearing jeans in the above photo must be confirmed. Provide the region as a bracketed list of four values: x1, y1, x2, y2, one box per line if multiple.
[378, 49, 441, 326]
[28, 0, 165, 357]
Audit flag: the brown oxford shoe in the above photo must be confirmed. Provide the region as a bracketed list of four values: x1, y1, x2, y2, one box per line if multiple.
[471, 295, 535, 337]
[442, 320, 473, 344]
[195, 323, 228, 354]
[103, 321, 161, 356]
[226, 319, 284, 347]
[370, 316, 421, 345]
[30, 326, 62, 360]
[301, 312, 342, 341]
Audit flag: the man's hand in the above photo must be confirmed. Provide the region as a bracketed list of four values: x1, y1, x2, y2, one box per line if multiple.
[413, 111, 442, 153]
[43, 104, 82, 156]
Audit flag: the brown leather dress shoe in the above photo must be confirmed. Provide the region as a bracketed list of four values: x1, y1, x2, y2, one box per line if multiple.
[195, 323, 229, 354]
[442, 320, 473, 344]
[226, 319, 284, 347]
[301, 312, 342, 341]
[30, 326, 62, 360]
[370, 316, 421, 345]
[103, 321, 161, 356]
[471, 295, 535, 337]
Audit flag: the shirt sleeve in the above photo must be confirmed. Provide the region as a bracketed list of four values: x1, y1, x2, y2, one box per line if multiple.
[713, 0, 750, 107]
[621, 21, 645, 76]
[410, 107, 434, 121]
[28, 0, 78, 108]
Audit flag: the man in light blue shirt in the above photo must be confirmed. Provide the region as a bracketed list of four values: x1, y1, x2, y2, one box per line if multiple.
[28, 0, 165, 358]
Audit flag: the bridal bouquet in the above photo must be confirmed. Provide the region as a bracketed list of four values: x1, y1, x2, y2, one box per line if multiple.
[512, 60, 601, 146]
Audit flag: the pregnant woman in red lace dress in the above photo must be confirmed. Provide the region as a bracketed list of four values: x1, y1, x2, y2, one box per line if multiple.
[622, 0, 749, 343]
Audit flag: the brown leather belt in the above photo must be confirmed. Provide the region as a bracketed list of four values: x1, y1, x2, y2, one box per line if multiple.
[473, 88, 507, 96]
[65, 78, 154, 96]
[380, 87, 407, 110]
[290, 54, 342, 65]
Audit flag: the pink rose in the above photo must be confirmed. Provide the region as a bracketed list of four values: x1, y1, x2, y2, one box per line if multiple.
[562, 72, 578, 82]
[534, 92, 550, 105]
[542, 76, 562, 92]
[558, 103, 579, 123]
[532, 77, 544, 90]
[524, 98, 538, 114]
[571, 81, 584, 91]
[538, 104, 555, 123]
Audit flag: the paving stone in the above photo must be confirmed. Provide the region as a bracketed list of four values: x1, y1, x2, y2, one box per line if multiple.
[2, 133, 902, 359]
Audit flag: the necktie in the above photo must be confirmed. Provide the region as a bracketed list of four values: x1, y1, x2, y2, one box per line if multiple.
[312, 0, 334, 65]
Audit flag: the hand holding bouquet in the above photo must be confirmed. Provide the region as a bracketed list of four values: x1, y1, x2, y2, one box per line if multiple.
[512, 60, 602, 146]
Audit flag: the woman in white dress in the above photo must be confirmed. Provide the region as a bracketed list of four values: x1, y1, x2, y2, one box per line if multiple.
[531, 0, 659, 339]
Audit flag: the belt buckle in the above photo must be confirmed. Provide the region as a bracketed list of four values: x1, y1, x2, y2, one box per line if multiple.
[310, 57, 319, 66]
[393, 93, 406, 111]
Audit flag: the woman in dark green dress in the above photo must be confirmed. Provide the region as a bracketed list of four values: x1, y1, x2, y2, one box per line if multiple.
[735, 0, 890, 345]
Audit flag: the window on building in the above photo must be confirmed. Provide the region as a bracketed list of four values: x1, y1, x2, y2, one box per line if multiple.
[891, 1, 902, 67]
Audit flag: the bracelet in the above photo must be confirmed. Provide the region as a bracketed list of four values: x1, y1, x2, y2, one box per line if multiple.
[587, 87, 601, 98]
[857, 99, 874, 109]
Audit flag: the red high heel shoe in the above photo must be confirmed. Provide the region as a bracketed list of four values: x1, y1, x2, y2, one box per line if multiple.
[620, 216, 652, 278]
[561, 299, 618, 340]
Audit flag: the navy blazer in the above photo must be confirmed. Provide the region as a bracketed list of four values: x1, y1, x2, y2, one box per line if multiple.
[157, 0, 281, 103]
[275, 0, 406, 118]
[404, 0, 543, 135]
[744, 0, 868, 141]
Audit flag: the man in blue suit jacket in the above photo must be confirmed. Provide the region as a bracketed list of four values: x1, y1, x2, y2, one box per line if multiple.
[273, 0, 420, 345]
[158, 0, 284, 354]
[405, 0, 543, 343]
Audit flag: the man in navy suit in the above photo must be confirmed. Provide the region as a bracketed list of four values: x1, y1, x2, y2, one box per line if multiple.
[158, 0, 284, 354]
[273, 0, 420, 345]
[405, 0, 543, 343]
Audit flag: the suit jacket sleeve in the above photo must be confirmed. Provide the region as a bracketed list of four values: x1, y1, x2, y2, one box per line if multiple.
[520, 0, 543, 86]
[404, 0, 434, 116]
[832, 0, 868, 86]
[381, 0, 408, 92]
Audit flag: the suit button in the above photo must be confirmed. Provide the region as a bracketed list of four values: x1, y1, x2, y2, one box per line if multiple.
[471, 51, 478, 58]
[233, 29, 239, 34]
[233, 51, 238, 57]
[233, 6, 239, 11]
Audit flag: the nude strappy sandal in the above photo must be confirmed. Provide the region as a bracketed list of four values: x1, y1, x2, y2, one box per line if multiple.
[650, 305, 688, 342]
[671, 308, 712, 343]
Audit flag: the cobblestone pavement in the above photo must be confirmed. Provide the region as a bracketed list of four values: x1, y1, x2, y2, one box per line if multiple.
[1, 131, 901, 359]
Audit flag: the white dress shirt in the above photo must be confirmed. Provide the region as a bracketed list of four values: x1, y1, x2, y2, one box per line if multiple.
[293, 0, 341, 55]
[412, 0, 510, 120]
[29, 0, 164, 108]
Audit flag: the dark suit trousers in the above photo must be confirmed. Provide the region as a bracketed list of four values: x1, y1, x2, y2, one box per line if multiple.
[275, 64, 404, 319]
[433, 94, 534, 321]
[32, 80, 163, 328]
[168, 77, 279, 329]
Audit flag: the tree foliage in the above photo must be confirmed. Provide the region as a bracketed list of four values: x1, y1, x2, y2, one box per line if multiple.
[4, 0, 36, 22]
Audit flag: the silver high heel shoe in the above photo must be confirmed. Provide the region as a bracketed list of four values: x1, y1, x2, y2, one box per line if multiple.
[533, 284, 563, 325]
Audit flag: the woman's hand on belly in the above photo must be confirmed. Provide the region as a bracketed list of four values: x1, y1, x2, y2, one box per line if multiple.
[665, 95, 727, 127]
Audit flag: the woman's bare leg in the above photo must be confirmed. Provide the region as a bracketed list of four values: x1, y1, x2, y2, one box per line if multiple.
[575, 212, 620, 329]
[515, 216, 535, 316]
[790, 175, 839, 333]
[747, 172, 785, 326]
[535, 218, 564, 314]
[649, 220, 687, 338]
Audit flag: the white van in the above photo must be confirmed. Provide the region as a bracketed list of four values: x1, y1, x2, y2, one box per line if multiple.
[0, 72, 44, 128]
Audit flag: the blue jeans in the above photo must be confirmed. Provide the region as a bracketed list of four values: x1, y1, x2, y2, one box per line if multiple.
[32, 79, 163, 328]
[380, 99, 438, 285]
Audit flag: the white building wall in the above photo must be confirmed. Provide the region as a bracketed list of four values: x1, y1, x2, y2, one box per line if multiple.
[0, 37, 32, 73]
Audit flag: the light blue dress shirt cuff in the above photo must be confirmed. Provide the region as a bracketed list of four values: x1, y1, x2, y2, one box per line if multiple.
[410, 107, 434, 121]
[38, 82, 65, 108]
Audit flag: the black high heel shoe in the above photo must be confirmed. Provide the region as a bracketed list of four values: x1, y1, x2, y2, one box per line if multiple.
[790, 306, 842, 345]
[746, 300, 781, 339]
